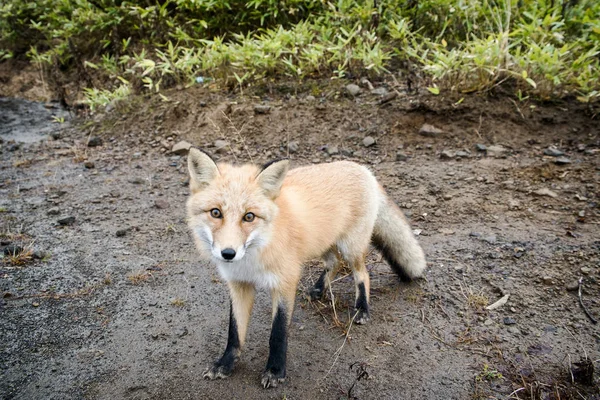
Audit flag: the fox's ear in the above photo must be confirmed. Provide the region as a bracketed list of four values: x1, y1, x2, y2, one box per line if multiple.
[257, 159, 289, 198]
[187, 148, 219, 192]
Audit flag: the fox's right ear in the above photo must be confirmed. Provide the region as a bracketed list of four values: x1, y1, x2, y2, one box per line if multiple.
[187, 148, 219, 192]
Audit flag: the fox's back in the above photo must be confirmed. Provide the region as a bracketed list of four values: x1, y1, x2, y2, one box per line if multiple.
[273, 161, 381, 260]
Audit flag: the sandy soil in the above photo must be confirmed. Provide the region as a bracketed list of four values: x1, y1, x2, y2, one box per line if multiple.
[1, 82, 599, 400]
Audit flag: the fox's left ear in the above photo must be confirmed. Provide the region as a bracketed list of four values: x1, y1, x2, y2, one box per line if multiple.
[257, 159, 289, 198]
[188, 147, 219, 192]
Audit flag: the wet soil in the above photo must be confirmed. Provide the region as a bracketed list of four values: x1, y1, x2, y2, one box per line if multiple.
[1, 83, 599, 400]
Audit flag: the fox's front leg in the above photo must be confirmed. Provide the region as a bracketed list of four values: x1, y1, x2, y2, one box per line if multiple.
[261, 287, 296, 388]
[204, 281, 255, 379]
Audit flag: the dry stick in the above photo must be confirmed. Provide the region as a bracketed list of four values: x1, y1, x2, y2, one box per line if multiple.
[221, 111, 254, 163]
[578, 277, 597, 324]
[206, 116, 238, 162]
[323, 310, 358, 380]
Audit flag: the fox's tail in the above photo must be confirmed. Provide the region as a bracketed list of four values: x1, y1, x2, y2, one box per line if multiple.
[372, 192, 427, 282]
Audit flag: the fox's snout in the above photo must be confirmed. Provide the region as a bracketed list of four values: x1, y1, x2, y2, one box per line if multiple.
[221, 248, 236, 260]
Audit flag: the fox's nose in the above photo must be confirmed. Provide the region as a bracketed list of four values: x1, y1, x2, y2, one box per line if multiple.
[221, 248, 236, 260]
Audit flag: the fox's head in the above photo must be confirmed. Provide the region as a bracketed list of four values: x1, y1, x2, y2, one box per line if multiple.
[186, 148, 289, 263]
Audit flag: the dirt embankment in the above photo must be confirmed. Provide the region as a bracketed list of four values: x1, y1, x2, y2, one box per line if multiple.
[1, 82, 599, 399]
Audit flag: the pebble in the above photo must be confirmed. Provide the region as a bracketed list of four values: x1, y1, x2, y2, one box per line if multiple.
[47, 207, 60, 216]
[482, 235, 497, 244]
[508, 327, 520, 334]
[503, 317, 516, 325]
[396, 152, 408, 162]
[214, 140, 229, 153]
[542, 276, 553, 285]
[346, 84, 361, 96]
[129, 177, 144, 184]
[363, 136, 376, 147]
[544, 147, 564, 157]
[418, 123, 443, 137]
[87, 137, 103, 147]
[486, 145, 507, 158]
[3, 245, 23, 256]
[580, 267, 591, 275]
[566, 281, 579, 291]
[287, 141, 299, 153]
[326, 145, 339, 156]
[469, 232, 482, 238]
[84, 161, 95, 169]
[154, 200, 169, 209]
[171, 140, 192, 155]
[533, 188, 558, 198]
[57, 216, 76, 226]
[371, 87, 388, 96]
[484, 318, 494, 326]
[341, 148, 353, 157]
[554, 156, 571, 165]
[116, 228, 129, 237]
[440, 150, 454, 160]
[455, 150, 470, 158]
[475, 144, 487, 152]
[253, 104, 271, 114]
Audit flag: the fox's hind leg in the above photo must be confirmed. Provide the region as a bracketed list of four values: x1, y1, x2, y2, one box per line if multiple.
[309, 249, 340, 300]
[204, 281, 255, 379]
[338, 236, 373, 325]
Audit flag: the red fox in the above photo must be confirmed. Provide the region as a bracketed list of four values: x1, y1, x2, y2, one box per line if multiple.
[186, 148, 426, 388]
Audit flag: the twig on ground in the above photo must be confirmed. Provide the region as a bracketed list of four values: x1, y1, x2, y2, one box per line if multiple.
[578, 277, 597, 324]
[323, 311, 358, 380]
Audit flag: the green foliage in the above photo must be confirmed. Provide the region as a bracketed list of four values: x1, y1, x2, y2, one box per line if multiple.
[1, 0, 599, 103]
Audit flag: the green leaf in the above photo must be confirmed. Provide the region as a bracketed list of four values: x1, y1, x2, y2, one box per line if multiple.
[427, 86, 440, 95]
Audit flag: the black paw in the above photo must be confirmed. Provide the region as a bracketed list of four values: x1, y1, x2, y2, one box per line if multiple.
[308, 286, 324, 301]
[354, 308, 370, 325]
[261, 368, 286, 388]
[203, 363, 234, 380]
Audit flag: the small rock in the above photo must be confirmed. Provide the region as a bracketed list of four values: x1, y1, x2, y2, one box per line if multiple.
[116, 228, 129, 237]
[132, 152, 142, 159]
[508, 327, 520, 334]
[396, 152, 408, 162]
[87, 137, 103, 147]
[484, 319, 494, 326]
[47, 207, 60, 216]
[3, 245, 24, 256]
[214, 140, 229, 154]
[287, 141, 299, 153]
[84, 161, 95, 169]
[129, 177, 144, 184]
[475, 144, 487, 152]
[503, 317, 516, 325]
[254, 105, 271, 114]
[542, 276, 553, 285]
[325, 145, 339, 156]
[346, 84, 361, 96]
[554, 156, 571, 165]
[171, 140, 192, 155]
[508, 199, 520, 210]
[566, 281, 579, 292]
[341, 148, 353, 157]
[57, 216, 76, 226]
[418, 124, 443, 137]
[440, 150, 454, 160]
[305, 95, 316, 102]
[363, 136, 376, 147]
[533, 188, 558, 198]
[544, 147, 564, 157]
[455, 150, 470, 158]
[482, 235, 497, 244]
[371, 87, 388, 96]
[378, 92, 397, 105]
[154, 200, 169, 209]
[580, 267, 591, 275]
[486, 145, 507, 158]
[32, 250, 45, 260]
[469, 232, 482, 238]
[176, 327, 189, 338]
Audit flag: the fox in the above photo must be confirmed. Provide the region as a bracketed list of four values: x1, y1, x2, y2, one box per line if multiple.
[186, 148, 426, 388]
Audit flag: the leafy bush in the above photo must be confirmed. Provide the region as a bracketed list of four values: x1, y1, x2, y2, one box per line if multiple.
[1, 0, 599, 105]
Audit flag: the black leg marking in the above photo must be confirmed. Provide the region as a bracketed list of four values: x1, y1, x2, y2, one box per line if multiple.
[261, 305, 287, 388]
[309, 269, 328, 300]
[354, 282, 370, 325]
[203, 301, 240, 379]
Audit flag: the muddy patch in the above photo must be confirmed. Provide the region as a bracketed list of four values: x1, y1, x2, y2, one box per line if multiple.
[0, 97, 70, 143]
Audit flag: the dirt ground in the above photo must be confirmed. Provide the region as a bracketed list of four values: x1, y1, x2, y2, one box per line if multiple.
[1, 79, 599, 400]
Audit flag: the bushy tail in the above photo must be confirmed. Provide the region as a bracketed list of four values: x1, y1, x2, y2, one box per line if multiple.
[372, 193, 426, 282]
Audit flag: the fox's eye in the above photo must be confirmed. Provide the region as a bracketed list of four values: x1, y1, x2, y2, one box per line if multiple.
[243, 212, 255, 222]
[210, 208, 222, 218]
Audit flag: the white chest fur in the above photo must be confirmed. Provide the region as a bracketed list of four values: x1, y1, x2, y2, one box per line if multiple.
[215, 254, 280, 290]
